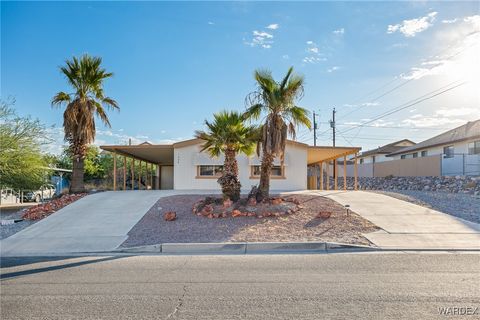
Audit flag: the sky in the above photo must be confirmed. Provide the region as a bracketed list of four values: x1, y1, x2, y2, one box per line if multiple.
[2, 1, 479, 154]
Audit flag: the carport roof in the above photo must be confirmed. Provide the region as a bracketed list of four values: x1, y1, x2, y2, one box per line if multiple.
[100, 143, 174, 165]
[101, 140, 361, 166]
[307, 146, 361, 165]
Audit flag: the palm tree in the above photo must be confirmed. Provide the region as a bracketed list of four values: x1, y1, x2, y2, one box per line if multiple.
[195, 110, 258, 201]
[244, 67, 311, 201]
[52, 54, 119, 193]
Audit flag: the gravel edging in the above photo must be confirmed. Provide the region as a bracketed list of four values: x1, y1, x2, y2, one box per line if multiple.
[373, 190, 480, 224]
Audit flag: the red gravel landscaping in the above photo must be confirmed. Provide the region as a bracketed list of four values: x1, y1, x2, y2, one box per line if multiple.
[121, 194, 380, 247]
[21, 193, 87, 220]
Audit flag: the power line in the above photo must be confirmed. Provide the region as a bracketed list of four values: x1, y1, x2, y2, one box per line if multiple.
[335, 124, 453, 130]
[338, 80, 467, 135]
[335, 40, 476, 121]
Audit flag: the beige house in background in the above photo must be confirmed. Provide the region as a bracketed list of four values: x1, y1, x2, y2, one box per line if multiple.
[356, 139, 415, 164]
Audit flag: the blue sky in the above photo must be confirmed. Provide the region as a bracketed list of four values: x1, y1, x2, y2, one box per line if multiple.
[2, 1, 479, 154]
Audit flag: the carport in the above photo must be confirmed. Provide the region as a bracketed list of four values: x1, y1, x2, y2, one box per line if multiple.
[307, 146, 361, 190]
[100, 143, 174, 190]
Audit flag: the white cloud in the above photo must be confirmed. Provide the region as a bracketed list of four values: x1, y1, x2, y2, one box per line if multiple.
[343, 102, 380, 108]
[402, 107, 480, 128]
[208, 21, 215, 25]
[282, 54, 290, 59]
[442, 18, 458, 24]
[303, 40, 327, 64]
[327, 66, 340, 73]
[333, 28, 345, 35]
[266, 23, 279, 30]
[244, 28, 276, 49]
[400, 15, 480, 80]
[387, 11, 437, 37]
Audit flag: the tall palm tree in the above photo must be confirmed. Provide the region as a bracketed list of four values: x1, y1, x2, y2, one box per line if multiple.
[195, 110, 258, 201]
[52, 54, 119, 193]
[244, 67, 311, 201]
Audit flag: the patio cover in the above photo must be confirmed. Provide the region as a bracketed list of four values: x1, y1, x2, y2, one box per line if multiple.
[100, 143, 174, 165]
[307, 146, 361, 165]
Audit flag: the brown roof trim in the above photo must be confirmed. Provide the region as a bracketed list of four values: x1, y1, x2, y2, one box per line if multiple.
[172, 138, 310, 149]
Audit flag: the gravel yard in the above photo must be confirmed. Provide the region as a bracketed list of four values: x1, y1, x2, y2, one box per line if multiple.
[373, 190, 480, 224]
[0, 206, 37, 240]
[121, 194, 379, 247]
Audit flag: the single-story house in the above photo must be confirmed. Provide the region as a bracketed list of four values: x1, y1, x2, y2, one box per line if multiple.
[101, 138, 361, 191]
[355, 139, 415, 164]
[387, 120, 480, 160]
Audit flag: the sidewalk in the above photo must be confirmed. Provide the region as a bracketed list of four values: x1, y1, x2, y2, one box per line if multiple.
[296, 190, 480, 249]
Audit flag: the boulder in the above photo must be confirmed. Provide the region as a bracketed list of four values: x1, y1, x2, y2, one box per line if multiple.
[231, 209, 242, 218]
[164, 211, 177, 221]
[271, 198, 283, 205]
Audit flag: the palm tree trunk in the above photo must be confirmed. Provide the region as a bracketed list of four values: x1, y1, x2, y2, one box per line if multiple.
[258, 151, 274, 202]
[220, 149, 241, 201]
[70, 157, 85, 193]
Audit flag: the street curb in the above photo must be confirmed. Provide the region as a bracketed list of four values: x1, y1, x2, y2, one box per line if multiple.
[111, 241, 378, 255]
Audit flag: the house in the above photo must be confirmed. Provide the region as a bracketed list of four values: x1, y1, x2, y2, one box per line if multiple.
[387, 120, 480, 176]
[100, 138, 361, 191]
[387, 120, 480, 160]
[355, 139, 415, 164]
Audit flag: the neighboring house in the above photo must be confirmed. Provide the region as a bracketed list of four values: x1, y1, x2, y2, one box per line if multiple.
[101, 138, 361, 191]
[355, 139, 415, 164]
[387, 120, 480, 176]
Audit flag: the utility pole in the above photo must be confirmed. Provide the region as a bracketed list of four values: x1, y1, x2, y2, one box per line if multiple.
[330, 108, 336, 147]
[313, 111, 318, 146]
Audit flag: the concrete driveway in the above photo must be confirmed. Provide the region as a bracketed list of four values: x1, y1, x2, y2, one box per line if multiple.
[296, 190, 480, 250]
[0, 190, 216, 256]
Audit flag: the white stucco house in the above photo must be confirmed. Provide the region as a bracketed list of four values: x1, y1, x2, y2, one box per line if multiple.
[387, 120, 480, 176]
[355, 139, 415, 164]
[101, 138, 361, 191]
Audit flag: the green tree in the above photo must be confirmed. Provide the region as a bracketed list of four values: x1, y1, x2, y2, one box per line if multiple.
[244, 67, 311, 201]
[0, 100, 48, 190]
[51, 54, 119, 193]
[195, 110, 258, 201]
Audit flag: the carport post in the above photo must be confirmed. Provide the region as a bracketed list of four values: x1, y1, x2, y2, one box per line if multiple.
[113, 152, 117, 191]
[138, 161, 142, 189]
[326, 161, 330, 190]
[334, 158, 338, 190]
[123, 156, 127, 190]
[131, 159, 135, 190]
[150, 163, 153, 189]
[354, 153, 358, 191]
[319, 162, 323, 190]
[343, 155, 347, 191]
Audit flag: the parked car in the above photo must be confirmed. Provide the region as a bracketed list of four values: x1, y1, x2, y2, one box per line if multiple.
[23, 184, 56, 202]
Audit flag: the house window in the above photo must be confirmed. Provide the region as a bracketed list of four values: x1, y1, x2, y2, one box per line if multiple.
[401, 155, 406, 159]
[251, 165, 284, 178]
[412, 152, 418, 158]
[468, 140, 480, 155]
[197, 165, 223, 177]
[443, 146, 454, 158]
[359, 158, 364, 164]
[421, 150, 428, 157]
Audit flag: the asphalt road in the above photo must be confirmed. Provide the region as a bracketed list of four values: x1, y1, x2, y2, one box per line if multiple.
[1, 253, 479, 319]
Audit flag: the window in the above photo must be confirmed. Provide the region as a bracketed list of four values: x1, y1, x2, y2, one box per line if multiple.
[401, 155, 406, 159]
[443, 146, 454, 158]
[251, 165, 284, 178]
[197, 165, 223, 177]
[412, 152, 418, 158]
[421, 150, 428, 157]
[359, 158, 364, 164]
[468, 140, 480, 155]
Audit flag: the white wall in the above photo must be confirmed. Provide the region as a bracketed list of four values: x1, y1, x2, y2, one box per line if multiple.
[173, 142, 308, 191]
[389, 139, 477, 160]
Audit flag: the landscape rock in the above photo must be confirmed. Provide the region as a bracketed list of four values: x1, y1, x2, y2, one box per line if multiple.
[163, 211, 177, 221]
[231, 209, 242, 218]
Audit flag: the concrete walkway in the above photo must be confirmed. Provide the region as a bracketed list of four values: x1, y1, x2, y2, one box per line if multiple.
[0, 190, 216, 256]
[296, 190, 480, 249]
